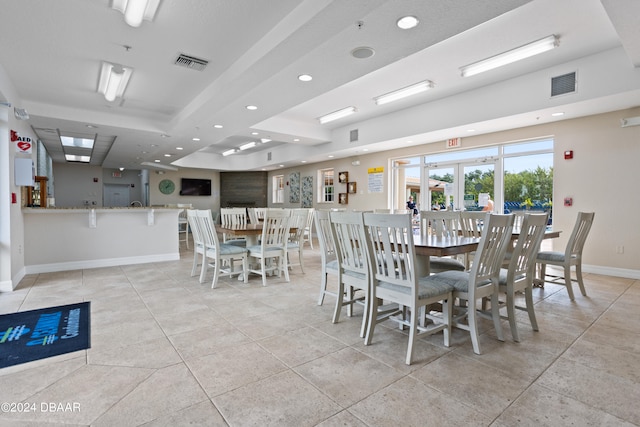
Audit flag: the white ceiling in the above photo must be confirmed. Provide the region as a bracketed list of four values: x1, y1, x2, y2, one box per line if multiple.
[1, 0, 639, 172]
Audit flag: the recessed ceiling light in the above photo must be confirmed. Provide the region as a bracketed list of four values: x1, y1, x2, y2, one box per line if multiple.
[86, 124, 98, 129]
[293, 138, 300, 142]
[154, 159, 161, 163]
[467, 129, 476, 132]
[279, 164, 284, 167]
[213, 124, 223, 129]
[298, 74, 313, 82]
[192, 137, 200, 141]
[551, 112, 565, 117]
[176, 147, 183, 150]
[301, 160, 307, 163]
[396, 16, 419, 30]
[251, 132, 259, 135]
[328, 155, 334, 158]
[246, 105, 258, 110]
[406, 140, 413, 144]
[164, 154, 171, 157]
[222, 149, 236, 156]
[362, 148, 369, 151]
[260, 138, 271, 143]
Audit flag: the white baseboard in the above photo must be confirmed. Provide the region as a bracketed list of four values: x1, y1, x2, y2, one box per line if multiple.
[582, 264, 640, 280]
[23, 253, 180, 275]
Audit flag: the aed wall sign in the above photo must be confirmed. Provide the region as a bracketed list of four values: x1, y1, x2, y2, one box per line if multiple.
[11, 130, 33, 154]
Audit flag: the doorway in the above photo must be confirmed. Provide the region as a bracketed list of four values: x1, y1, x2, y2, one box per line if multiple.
[103, 184, 131, 207]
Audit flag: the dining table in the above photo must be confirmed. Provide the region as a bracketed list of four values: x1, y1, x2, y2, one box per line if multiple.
[411, 227, 560, 277]
[216, 223, 298, 281]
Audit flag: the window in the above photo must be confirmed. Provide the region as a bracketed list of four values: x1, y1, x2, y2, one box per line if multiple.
[318, 168, 334, 202]
[390, 138, 553, 217]
[272, 175, 284, 203]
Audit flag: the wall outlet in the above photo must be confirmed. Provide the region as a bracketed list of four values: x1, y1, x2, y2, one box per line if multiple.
[616, 246, 624, 254]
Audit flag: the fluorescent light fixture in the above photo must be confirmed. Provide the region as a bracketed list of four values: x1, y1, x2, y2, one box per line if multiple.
[140, 161, 179, 171]
[61, 136, 95, 149]
[621, 116, 640, 127]
[65, 155, 91, 163]
[222, 149, 237, 156]
[460, 35, 559, 77]
[318, 106, 356, 124]
[98, 62, 133, 102]
[260, 138, 271, 143]
[239, 141, 257, 151]
[374, 80, 433, 105]
[111, 0, 161, 27]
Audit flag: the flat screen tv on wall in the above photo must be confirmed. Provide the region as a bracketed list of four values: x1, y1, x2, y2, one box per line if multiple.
[180, 178, 212, 196]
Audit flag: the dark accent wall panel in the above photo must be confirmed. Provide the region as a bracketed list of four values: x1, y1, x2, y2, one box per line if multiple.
[220, 171, 267, 208]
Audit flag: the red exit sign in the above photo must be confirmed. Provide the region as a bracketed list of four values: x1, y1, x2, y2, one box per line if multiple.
[447, 138, 461, 148]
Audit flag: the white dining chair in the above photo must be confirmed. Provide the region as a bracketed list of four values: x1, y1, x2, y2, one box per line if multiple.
[460, 210, 489, 268]
[496, 212, 548, 342]
[195, 209, 249, 287]
[363, 213, 454, 365]
[329, 211, 370, 337]
[314, 210, 340, 305]
[301, 208, 315, 249]
[536, 211, 595, 300]
[220, 207, 248, 246]
[421, 213, 515, 354]
[247, 208, 291, 286]
[187, 209, 205, 278]
[286, 208, 309, 273]
[419, 210, 466, 273]
[177, 203, 192, 248]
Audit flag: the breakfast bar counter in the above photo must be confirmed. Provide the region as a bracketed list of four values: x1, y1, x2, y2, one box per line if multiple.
[22, 207, 182, 274]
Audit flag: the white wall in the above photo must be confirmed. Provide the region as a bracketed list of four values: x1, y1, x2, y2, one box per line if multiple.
[148, 168, 221, 213]
[269, 107, 640, 278]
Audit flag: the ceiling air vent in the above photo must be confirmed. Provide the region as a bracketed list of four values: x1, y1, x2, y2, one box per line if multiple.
[174, 54, 209, 71]
[267, 152, 272, 161]
[350, 129, 359, 142]
[551, 72, 576, 97]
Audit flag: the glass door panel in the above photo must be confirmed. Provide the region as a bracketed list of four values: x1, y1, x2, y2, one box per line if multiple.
[427, 166, 456, 210]
[462, 162, 495, 211]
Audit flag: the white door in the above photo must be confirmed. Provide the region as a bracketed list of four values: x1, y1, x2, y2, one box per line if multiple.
[104, 184, 131, 207]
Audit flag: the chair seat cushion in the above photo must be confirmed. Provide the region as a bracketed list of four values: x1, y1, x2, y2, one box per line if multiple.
[497, 268, 526, 286]
[378, 278, 453, 299]
[537, 251, 576, 263]
[325, 259, 339, 272]
[246, 245, 284, 256]
[225, 239, 247, 247]
[343, 269, 366, 280]
[429, 256, 465, 271]
[216, 244, 249, 255]
[421, 270, 471, 292]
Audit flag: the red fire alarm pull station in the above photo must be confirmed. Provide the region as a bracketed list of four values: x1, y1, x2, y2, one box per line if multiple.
[564, 197, 573, 206]
[564, 150, 573, 159]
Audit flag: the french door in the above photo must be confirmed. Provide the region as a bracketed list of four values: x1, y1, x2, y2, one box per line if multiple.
[425, 158, 498, 211]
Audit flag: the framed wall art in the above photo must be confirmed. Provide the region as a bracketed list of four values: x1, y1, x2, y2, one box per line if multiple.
[347, 182, 357, 194]
[338, 171, 349, 184]
[301, 176, 313, 208]
[339, 193, 348, 204]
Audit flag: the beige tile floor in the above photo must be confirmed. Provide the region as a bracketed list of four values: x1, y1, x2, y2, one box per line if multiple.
[1, 240, 639, 426]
